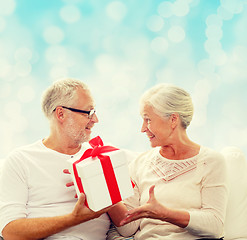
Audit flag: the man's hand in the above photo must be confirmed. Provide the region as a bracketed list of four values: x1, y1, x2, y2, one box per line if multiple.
[63, 169, 74, 187]
[63, 168, 77, 197]
[63, 168, 111, 221]
[70, 193, 111, 224]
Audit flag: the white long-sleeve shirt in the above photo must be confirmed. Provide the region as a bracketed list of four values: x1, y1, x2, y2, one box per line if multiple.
[117, 146, 228, 240]
[0, 140, 110, 239]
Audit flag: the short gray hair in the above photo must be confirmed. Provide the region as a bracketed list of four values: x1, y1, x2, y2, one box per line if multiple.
[41, 78, 90, 119]
[140, 83, 194, 129]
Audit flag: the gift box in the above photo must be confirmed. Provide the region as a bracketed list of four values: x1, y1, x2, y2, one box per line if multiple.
[68, 136, 134, 211]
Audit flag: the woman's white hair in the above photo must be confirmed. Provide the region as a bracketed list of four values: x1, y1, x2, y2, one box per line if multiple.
[140, 83, 194, 129]
[41, 78, 90, 119]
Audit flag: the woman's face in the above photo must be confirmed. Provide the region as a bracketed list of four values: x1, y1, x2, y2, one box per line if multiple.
[141, 104, 172, 148]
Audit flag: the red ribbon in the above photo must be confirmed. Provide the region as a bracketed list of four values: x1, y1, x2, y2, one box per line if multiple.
[72, 136, 122, 209]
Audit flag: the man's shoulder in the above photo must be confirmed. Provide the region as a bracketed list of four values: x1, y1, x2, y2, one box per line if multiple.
[6, 140, 42, 161]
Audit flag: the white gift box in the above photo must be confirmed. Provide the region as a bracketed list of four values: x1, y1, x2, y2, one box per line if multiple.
[68, 140, 134, 212]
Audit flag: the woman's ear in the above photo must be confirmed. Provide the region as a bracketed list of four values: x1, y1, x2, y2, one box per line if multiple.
[169, 113, 180, 129]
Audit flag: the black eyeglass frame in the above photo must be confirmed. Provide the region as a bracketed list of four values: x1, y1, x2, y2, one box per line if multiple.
[58, 106, 96, 119]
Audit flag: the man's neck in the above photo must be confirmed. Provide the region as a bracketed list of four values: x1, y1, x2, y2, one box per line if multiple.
[42, 137, 82, 155]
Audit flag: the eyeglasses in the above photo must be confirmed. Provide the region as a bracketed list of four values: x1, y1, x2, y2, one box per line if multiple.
[60, 106, 96, 119]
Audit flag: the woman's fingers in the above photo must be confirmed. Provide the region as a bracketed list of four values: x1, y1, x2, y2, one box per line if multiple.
[148, 185, 156, 202]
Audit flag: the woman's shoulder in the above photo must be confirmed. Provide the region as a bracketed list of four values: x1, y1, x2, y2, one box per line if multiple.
[198, 146, 226, 167]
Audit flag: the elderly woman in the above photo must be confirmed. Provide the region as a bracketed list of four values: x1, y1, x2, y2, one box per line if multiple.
[115, 84, 227, 240]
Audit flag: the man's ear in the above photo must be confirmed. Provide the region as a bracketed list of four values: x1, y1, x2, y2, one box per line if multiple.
[54, 107, 65, 122]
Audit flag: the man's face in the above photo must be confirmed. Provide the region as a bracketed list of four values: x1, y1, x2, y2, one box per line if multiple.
[63, 88, 98, 144]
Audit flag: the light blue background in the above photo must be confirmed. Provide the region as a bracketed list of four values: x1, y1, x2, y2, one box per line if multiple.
[0, 0, 247, 160]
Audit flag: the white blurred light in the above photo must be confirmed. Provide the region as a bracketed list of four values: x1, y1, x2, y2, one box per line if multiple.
[4, 101, 22, 119]
[0, 59, 12, 78]
[50, 65, 69, 80]
[111, 75, 132, 99]
[60, 5, 81, 23]
[205, 25, 223, 41]
[45, 45, 67, 64]
[206, 14, 223, 27]
[10, 115, 28, 133]
[158, 1, 173, 18]
[189, 0, 200, 7]
[218, 48, 247, 83]
[232, 45, 247, 62]
[204, 39, 221, 53]
[197, 59, 215, 75]
[0, 83, 12, 99]
[95, 54, 117, 74]
[122, 37, 150, 60]
[151, 37, 169, 54]
[43, 26, 64, 45]
[210, 49, 227, 66]
[106, 1, 127, 21]
[146, 15, 164, 32]
[194, 79, 212, 99]
[14, 61, 32, 77]
[192, 79, 212, 126]
[172, 0, 190, 17]
[0, 0, 16, 16]
[226, 128, 247, 147]
[192, 109, 207, 126]
[222, 97, 246, 128]
[156, 68, 174, 84]
[0, 17, 6, 32]
[62, 0, 82, 4]
[220, 0, 244, 14]
[17, 86, 35, 103]
[168, 26, 185, 42]
[219, 62, 239, 83]
[15, 47, 33, 62]
[217, 6, 233, 20]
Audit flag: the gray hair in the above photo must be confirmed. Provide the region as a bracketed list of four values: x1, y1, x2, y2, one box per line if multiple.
[41, 78, 90, 119]
[140, 83, 194, 129]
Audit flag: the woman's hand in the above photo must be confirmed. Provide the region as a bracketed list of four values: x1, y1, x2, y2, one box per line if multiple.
[120, 185, 168, 225]
[120, 185, 189, 228]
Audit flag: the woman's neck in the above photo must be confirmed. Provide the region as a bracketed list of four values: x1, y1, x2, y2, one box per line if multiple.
[159, 132, 200, 160]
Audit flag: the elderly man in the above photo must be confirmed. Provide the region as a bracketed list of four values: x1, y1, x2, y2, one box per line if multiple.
[0, 78, 127, 240]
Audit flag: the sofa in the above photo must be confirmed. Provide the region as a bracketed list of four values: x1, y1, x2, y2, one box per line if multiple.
[0, 146, 247, 239]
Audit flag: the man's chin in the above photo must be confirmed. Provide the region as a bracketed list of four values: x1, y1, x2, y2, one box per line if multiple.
[79, 133, 90, 144]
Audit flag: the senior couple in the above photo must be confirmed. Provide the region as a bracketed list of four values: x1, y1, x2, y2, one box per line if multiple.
[0, 78, 227, 240]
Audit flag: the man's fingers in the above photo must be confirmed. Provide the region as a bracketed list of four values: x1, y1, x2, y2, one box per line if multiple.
[78, 193, 86, 205]
[63, 169, 71, 174]
[66, 182, 74, 187]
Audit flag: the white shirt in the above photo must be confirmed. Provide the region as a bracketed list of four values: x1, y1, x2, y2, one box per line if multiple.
[0, 140, 110, 239]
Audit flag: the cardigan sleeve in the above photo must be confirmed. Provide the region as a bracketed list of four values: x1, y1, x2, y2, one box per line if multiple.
[185, 150, 228, 238]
